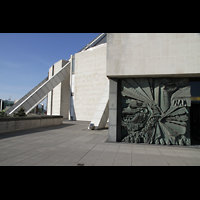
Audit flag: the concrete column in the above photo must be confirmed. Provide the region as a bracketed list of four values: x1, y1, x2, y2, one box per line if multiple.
[108, 79, 118, 142]
[69, 55, 76, 120]
[47, 66, 53, 115]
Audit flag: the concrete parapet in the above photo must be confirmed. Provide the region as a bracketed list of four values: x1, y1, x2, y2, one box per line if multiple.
[0, 116, 63, 134]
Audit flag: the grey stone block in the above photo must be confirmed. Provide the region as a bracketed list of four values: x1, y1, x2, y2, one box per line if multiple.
[30, 119, 41, 128]
[40, 119, 47, 127]
[6, 121, 15, 132]
[0, 122, 7, 132]
[15, 121, 28, 131]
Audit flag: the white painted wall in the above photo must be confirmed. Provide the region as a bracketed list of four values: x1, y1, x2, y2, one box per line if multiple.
[74, 44, 108, 121]
[107, 33, 200, 78]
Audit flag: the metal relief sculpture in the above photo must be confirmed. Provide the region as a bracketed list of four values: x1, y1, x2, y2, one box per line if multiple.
[121, 78, 191, 145]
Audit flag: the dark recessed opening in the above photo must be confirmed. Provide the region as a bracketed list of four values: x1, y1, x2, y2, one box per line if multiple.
[189, 79, 200, 145]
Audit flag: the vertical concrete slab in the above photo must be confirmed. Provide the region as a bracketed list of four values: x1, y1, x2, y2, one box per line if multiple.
[49, 59, 70, 117]
[89, 82, 109, 130]
[74, 44, 108, 121]
[61, 62, 70, 119]
[47, 91, 52, 115]
[52, 83, 61, 115]
[108, 79, 118, 142]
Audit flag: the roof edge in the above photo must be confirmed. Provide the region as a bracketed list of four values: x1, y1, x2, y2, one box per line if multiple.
[78, 33, 107, 52]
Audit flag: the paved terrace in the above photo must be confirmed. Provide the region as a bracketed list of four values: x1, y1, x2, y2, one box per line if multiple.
[0, 119, 200, 166]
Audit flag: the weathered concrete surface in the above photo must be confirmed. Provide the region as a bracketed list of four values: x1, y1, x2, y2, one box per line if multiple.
[74, 44, 108, 121]
[107, 33, 200, 78]
[0, 116, 63, 134]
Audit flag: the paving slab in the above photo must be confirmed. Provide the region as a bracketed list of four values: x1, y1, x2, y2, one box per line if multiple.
[0, 119, 200, 166]
[163, 155, 187, 166]
[132, 153, 150, 166]
[93, 157, 115, 166]
[178, 157, 200, 166]
[146, 154, 169, 166]
[113, 152, 132, 166]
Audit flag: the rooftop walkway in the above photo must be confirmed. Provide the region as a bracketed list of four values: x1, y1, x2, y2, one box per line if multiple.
[0, 119, 200, 166]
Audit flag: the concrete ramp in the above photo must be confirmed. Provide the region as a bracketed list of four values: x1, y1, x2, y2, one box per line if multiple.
[6, 61, 71, 115]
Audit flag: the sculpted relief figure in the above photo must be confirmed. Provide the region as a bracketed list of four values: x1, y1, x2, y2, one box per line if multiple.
[121, 78, 191, 145]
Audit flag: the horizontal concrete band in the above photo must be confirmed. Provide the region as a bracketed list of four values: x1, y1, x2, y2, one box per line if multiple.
[107, 73, 200, 79]
[0, 116, 63, 122]
[0, 116, 63, 134]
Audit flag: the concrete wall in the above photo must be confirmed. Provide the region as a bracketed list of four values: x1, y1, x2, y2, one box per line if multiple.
[107, 33, 200, 78]
[107, 33, 200, 142]
[0, 116, 63, 134]
[74, 43, 108, 121]
[47, 59, 70, 118]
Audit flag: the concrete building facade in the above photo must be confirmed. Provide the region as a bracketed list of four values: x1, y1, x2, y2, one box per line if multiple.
[74, 43, 108, 121]
[6, 33, 200, 145]
[46, 39, 108, 124]
[107, 33, 200, 145]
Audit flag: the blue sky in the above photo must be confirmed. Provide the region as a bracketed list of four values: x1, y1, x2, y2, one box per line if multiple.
[0, 33, 100, 108]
